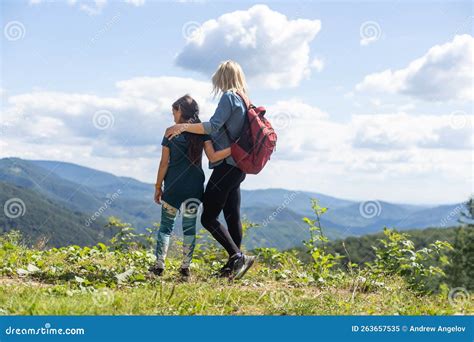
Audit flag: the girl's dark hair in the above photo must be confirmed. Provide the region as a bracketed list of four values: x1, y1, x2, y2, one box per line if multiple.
[172, 95, 203, 165]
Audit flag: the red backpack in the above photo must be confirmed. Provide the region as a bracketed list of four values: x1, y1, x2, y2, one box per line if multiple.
[227, 92, 277, 174]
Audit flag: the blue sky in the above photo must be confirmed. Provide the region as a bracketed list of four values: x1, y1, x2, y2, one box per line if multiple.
[1, 0, 473, 204]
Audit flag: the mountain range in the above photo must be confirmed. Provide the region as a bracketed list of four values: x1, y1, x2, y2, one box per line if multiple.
[0, 157, 465, 250]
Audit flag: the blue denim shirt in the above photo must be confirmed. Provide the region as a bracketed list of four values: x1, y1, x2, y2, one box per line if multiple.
[202, 91, 246, 168]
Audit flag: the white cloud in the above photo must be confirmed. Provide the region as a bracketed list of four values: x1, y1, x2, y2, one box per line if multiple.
[356, 35, 474, 102]
[29, 0, 144, 15]
[266, 100, 347, 159]
[2, 77, 214, 150]
[351, 112, 473, 150]
[310, 57, 325, 72]
[124, 0, 146, 6]
[1, 79, 471, 204]
[79, 0, 107, 15]
[175, 5, 321, 89]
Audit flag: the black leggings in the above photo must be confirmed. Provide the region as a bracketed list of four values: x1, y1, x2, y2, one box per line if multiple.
[201, 162, 246, 256]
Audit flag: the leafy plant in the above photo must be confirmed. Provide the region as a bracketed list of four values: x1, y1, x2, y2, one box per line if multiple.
[302, 199, 342, 283]
[106, 217, 157, 252]
[366, 228, 453, 293]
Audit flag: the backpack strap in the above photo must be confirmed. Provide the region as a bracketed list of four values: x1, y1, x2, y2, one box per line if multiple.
[235, 91, 251, 109]
[224, 91, 250, 143]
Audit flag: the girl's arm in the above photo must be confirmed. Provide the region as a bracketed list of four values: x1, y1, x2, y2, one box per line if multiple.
[154, 146, 170, 204]
[203, 140, 231, 163]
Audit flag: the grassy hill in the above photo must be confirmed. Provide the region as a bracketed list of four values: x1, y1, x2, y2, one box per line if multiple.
[0, 227, 471, 315]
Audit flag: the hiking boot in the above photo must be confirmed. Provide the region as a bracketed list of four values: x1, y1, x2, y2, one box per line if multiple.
[148, 264, 164, 276]
[217, 259, 233, 278]
[179, 267, 190, 281]
[230, 254, 256, 280]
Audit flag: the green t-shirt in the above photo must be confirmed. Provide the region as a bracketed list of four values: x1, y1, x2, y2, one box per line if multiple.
[161, 133, 210, 209]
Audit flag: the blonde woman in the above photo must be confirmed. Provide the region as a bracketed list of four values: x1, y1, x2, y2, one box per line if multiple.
[166, 60, 255, 280]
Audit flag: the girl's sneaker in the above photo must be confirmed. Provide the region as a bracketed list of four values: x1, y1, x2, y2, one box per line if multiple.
[148, 264, 164, 276]
[217, 259, 233, 278]
[179, 268, 190, 281]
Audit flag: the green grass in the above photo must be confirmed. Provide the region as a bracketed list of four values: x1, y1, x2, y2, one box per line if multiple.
[0, 221, 472, 316]
[1, 270, 468, 315]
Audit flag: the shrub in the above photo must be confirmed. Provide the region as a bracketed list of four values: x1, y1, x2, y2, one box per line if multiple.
[366, 228, 452, 293]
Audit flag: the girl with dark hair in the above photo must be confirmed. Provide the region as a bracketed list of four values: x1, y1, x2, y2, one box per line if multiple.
[149, 95, 230, 280]
[165, 61, 256, 280]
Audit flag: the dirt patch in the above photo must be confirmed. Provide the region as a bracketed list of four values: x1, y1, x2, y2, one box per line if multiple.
[0, 276, 49, 288]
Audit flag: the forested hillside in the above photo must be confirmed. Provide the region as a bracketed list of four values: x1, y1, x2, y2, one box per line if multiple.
[0, 158, 465, 250]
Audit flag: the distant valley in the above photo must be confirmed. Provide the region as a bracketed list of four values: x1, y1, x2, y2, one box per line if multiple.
[0, 158, 465, 250]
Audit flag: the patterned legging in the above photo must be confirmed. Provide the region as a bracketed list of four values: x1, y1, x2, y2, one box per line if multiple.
[155, 202, 197, 269]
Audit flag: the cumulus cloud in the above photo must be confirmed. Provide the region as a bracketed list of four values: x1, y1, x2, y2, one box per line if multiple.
[351, 112, 473, 150]
[1, 80, 471, 203]
[2, 77, 214, 151]
[265, 100, 348, 159]
[124, 0, 146, 6]
[356, 35, 474, 102]
[175, 5, 322, 89]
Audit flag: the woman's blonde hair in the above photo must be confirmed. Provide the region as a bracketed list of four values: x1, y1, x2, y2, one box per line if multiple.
[211, 60, 248, 97]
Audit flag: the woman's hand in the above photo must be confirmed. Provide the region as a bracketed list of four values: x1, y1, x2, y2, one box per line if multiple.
[154, 186, 163, 204]
[165, 124, 186, 139]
